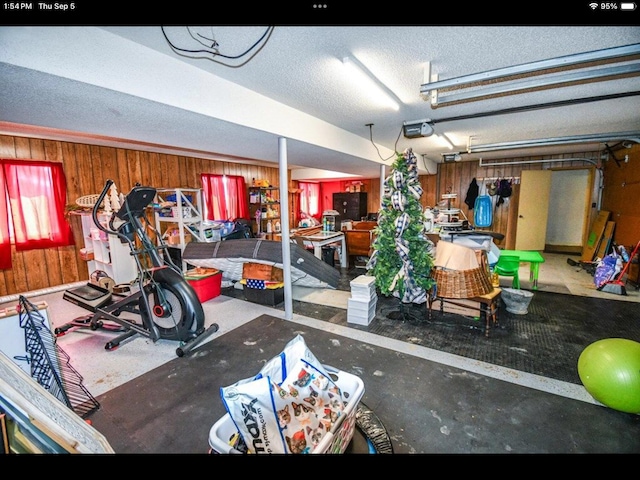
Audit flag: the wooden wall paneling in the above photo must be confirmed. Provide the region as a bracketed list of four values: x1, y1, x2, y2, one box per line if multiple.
[0, 135, 16, 157]
[61, 142, 81, 201]
[125, 150, 143, 190]
[148, 152, 163, 189]
[184, 155, 195, 187]
[136, 151, 152, 187]
[28, 138, 45, 160]
[23, 249, 49, 292]
[240, 162, 251, 187]
[212, 158, 225, 175]
[88, 145, 105, 195]
[7, 248, 25, 294]
[64, 214, 86, 283]
[418, 174, 437, 209]
[368, 177, 382, 214]
[169, 153, 182, 186]
[114, 148, 131, 193]
[179, 156, 196, 188]
[74, 143, 94, 198]
[156, 153, 170, 188]
[99, 146, 119, 196]
[14, 136, 31, 160]
[601, 144, 640, 246]
[179, 156, 191, 187]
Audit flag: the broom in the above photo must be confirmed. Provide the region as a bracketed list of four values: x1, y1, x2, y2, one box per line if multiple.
[597, 240, 640, 295]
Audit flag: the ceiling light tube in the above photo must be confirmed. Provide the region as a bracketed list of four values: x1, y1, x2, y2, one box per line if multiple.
[433, 63, 640, 107]
[421, 43, 640, 94]
[343, 56, 401, 110]
[467, 131, 640, 153]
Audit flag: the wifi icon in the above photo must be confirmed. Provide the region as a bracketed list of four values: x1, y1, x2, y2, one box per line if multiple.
[589, 2, 599, 8]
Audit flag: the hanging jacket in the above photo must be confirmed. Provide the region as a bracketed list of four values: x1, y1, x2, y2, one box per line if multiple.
[464, 177, 479, 209]
[496, 178, 513, 207]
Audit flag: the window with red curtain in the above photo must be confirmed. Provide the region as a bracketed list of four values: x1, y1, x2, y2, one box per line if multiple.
[299, 182, 320, 219]
[0, 159, 75, 270]
[201, 174, 249, 221]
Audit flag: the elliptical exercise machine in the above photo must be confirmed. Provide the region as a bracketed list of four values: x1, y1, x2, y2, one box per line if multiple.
[59, 180, 218, 357]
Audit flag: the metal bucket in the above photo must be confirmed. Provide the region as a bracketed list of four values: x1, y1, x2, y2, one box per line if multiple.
[501, 287, 534, 315]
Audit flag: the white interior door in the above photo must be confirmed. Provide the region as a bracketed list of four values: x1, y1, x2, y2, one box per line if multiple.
[515, 170, 552, 251]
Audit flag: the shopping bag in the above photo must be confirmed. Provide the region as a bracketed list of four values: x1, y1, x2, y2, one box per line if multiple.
[220, 335, 345, 454]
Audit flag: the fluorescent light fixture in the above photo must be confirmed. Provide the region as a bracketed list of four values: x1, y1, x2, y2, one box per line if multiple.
[343, 56, 401, 110]
[467, 131, 640, 153]
[436, 133, 455, 150]
[422, 43, 640, 107]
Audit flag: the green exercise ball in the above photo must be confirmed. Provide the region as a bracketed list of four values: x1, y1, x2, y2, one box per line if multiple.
[578, 338, 640, 414]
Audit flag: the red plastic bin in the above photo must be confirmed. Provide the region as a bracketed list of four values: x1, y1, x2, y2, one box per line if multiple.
[186, 270, 222, 303]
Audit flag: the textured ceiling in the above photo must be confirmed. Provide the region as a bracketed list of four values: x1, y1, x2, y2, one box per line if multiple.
[1, 25, 639, 180]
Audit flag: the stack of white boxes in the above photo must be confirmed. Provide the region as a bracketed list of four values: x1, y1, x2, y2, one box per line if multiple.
[347, 275, 377, 325]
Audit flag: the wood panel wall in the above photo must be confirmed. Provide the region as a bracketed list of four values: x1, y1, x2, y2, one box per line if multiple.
[600, 143, 640, 248]
[435, 152, 607, 248]
[1, 131, 636, 297]
[0, 134, 285, 297]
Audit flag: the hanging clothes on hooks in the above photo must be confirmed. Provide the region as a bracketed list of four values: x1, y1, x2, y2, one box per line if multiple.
[496, 178, 513, 207]
[464, 177, 479, 209]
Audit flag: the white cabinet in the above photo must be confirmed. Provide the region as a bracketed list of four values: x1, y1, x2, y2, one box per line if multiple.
[78, 212, 138, 285]
[154, 188, 204, 271]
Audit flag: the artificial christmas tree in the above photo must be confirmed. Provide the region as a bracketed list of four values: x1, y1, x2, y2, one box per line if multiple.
[367, 148, 436, 305]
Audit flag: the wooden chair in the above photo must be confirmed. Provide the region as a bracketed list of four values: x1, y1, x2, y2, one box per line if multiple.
[494, 254, 520, 289]
[344, 222, 377, 268]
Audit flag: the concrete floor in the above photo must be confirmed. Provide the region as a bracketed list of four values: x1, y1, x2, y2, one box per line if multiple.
[1, 252, 639, 453]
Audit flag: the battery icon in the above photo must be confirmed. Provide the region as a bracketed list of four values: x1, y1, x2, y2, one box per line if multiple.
[621, 2, 637, 9]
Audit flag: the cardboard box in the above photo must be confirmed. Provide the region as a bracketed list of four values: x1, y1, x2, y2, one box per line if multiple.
[242, 262, 283, 282]
[165, 229, 192, 246]
[244, 285, 284, 306]
[186, 270, 222, 303]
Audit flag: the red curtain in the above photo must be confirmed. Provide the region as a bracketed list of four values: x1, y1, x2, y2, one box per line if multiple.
[201, 174, 249, 221]
[0, 160, 75, 270]
[0, 166, 10, 269]
[299, 182, 320, 219]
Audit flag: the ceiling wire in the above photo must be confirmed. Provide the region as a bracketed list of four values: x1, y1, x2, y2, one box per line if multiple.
[365, 123, 401, 163]
[365, 123, 402, 162]
[187, 26, 219, 51]
[161, 26, 275, 67]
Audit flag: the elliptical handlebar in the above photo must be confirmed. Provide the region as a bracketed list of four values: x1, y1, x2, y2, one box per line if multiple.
[92, 179, 116, 236]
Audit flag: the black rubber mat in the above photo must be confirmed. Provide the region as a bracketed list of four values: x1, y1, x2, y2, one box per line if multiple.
[358, 290, 640, 385]
[227, 268, 640, 386]
[88, 314, 640, 454]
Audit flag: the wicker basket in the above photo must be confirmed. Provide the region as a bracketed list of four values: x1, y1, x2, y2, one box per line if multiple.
[432, 265, 493, 299]
[76, 194, 102, 208]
